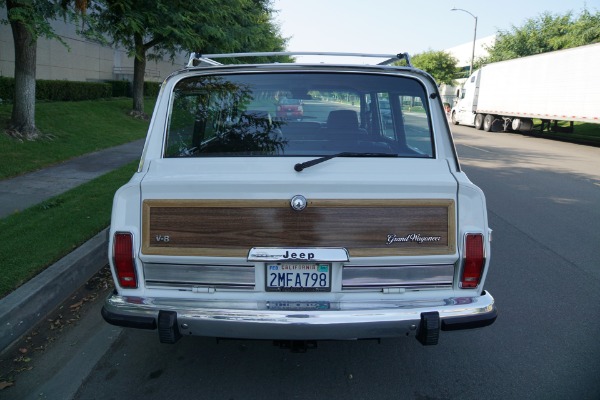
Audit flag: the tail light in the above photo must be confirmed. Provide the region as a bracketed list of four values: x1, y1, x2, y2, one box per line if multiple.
[113, 232, 137, 288]
[461, 233, 485, 289]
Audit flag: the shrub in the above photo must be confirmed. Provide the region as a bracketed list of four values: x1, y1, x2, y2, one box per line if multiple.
[0, 77, 159, 102]
[105, 80, 160, 98]
[0, 77, 16, 102]
[144, 81, 161, 98]
[105, 80, 131, 97]
[36, 80, 112, 101]
[0, 77, 111, 102]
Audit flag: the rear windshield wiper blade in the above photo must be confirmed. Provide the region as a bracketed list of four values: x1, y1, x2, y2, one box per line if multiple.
[294, 152, 397, 172]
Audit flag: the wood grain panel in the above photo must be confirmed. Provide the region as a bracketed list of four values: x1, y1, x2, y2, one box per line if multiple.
[142, 199, 456, 257]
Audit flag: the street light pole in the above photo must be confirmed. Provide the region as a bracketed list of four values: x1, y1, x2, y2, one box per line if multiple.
[451, 8, 478, 77]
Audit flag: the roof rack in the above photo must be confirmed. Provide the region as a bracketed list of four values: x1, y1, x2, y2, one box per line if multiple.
[187, 51, 412, 68]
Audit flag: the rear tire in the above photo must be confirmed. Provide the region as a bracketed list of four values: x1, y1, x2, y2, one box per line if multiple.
[483, 114, 495, 132]
[474, 114, 484, 130]
[451, 111, 459, 125]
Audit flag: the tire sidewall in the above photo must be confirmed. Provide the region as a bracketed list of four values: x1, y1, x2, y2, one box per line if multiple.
[483, 114, 494, 132]
[474, 114, 484, 130]
[451, 111, 459, 125]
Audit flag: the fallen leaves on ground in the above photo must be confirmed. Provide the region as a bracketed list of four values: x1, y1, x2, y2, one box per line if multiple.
[69, 300, 84, 310]
[0, 381, 15, 390]
[0, 266, 114, 390]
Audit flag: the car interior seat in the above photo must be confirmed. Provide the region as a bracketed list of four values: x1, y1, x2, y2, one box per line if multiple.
[326, 110, 364, 133]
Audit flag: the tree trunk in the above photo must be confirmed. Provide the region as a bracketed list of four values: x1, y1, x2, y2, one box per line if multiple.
[132, 33, 146, 116]
[8, 1, 39, 140]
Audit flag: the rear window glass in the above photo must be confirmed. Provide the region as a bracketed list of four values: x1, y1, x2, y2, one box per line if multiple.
[279, 98, 302, 105]
[165, 72, 434, 158]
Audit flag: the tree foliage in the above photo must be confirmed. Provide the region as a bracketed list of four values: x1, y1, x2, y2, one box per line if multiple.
[1, 0, 81, 43]
[481, 9, 600, 64]
[89, 0, 289, 115]
[409, 50, 460, 85]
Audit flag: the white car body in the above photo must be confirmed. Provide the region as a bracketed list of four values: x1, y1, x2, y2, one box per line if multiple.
[102, 52, 496, 346]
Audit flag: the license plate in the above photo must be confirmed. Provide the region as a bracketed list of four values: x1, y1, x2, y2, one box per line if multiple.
[266, 263, 331, 292]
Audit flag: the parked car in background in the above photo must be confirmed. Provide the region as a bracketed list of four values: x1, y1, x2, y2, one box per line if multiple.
[276, 98, 304, 120]
[379, 98, 392, 127]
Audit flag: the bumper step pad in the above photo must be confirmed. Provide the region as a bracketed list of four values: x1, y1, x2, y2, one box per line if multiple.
[158, 310, 182, 344]
[417, 311, 440, 346]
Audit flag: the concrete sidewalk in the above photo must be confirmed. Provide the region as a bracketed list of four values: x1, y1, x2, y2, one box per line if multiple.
[0, 138, 145, 219]
[0, 139, 145, 351]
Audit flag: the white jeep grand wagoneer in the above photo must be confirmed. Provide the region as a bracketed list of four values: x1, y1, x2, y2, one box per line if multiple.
[102, 52, 497, 347]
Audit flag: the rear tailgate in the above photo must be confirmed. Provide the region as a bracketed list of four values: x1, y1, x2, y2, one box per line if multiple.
[139, 157, 457, 261]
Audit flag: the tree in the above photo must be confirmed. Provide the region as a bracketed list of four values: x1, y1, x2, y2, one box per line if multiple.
[481, 9, 600, 64]
[1, 0, 86, 140]
[199, 0, 291, 62]
[410, 50, 460, 85]
[90, 0, 289, 117]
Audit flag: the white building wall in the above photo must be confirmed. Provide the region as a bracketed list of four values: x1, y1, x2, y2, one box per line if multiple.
[445, 35, 496, 67]
[0, 9, 186, 82]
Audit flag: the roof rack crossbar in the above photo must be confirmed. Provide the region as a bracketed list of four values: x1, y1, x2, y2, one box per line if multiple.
[187, 51, 412, 68]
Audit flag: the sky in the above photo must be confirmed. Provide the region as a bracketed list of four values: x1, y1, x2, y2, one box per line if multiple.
[271, 0, 599, 63]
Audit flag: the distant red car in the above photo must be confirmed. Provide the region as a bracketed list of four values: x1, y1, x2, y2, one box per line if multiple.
[276, 98, 303, 119]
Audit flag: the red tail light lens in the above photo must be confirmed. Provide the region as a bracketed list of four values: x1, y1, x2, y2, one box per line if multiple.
[461, 233, 485, 289]
[113, 232, 137, 288]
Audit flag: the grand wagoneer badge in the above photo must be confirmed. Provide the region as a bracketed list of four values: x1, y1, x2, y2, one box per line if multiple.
[386, 233, 442, 245]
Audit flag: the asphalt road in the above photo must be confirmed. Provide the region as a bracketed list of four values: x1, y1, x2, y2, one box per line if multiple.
[4, 124, 600, 400]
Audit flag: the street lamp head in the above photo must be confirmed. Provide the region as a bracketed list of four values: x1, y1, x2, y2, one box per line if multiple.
[450, 7, 476, 19]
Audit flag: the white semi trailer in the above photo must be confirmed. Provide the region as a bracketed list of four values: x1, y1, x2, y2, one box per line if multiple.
[450, 43, 600, 132]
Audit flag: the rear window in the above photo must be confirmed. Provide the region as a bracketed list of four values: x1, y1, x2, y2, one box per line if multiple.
[279, 98, 302, 105]
[165, 72, 434, 158]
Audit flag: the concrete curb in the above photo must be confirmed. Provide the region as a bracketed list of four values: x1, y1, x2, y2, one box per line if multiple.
[0, 228, 109, 352]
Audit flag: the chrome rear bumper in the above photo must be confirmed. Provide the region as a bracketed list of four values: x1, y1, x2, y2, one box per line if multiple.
[102, 291, 497, 342]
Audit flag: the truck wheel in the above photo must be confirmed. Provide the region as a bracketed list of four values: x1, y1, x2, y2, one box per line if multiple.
[483, 114, 495, 132]
[451, 111, 459, 125]
[474, 114, 484, 130]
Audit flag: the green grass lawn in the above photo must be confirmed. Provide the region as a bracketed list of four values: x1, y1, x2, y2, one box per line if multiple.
[0, 98, 154, 179]
[0, 98, 154, 297]
[531, 120, 600, 146]
[0, 161, 138, 297]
